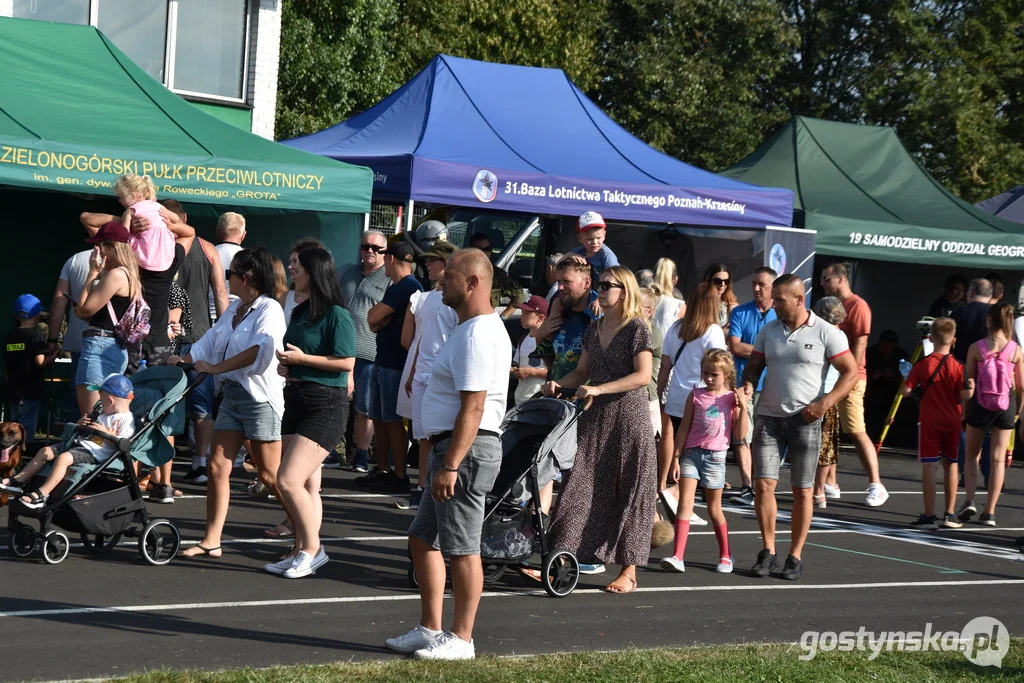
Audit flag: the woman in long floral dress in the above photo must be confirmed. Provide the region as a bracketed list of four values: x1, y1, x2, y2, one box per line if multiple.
[544, 266, 657, 594]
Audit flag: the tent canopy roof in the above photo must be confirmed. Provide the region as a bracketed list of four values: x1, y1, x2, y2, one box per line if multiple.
[286, 54, 793, 230]
[723, 116, 1024, 268]
[977, 185, 1024, 224]
[0, 17, 370, 213]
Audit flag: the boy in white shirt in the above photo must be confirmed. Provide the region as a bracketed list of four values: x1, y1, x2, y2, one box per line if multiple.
[511, 295, 549, 404]
[1, 374, 135, 509]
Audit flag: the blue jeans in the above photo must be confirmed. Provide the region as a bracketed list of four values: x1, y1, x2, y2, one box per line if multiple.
[368, 365, 402, 423]
[6, 399, 40, 438]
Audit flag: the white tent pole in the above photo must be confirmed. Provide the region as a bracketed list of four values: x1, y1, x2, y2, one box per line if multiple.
[403, 199, 415, 233]
[362, 212, 370, 233]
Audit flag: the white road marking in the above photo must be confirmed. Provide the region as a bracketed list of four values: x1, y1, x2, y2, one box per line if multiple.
[2, 579, 1022, 619]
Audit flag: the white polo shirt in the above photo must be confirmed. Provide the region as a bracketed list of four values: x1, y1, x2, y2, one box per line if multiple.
[753, 310, 850, 418]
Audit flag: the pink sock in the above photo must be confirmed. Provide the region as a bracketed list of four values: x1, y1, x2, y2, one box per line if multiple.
[672, 519, 690, 560]
[714, 521, 730, 560]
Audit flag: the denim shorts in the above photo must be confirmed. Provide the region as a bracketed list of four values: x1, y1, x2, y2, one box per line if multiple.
[353, 358, 375, 416]
[75, 335, 128, 387]
[680, 447, 727, 489]
[752, 414, 822, 489]
[214, 381, 281, 442]
[408, 435, 502, 556]
[282, 382, 348, 452]
[368, 364, 402, 423]
[177, 342, 216, 420]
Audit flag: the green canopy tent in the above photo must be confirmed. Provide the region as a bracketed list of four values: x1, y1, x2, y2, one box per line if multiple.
[0, 17, 372, 302]
[722, 116, 1024, 270]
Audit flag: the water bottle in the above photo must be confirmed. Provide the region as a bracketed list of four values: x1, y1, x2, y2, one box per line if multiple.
[138, 359, 147, 373]
[898, 358, 912, 379]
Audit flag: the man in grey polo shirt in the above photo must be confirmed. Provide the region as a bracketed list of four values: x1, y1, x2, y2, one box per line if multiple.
[386, 249, 509, 661]
[741, 274, 858, 581]
[339, 230, 391, 471]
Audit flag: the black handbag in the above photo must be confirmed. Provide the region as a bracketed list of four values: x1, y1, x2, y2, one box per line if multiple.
[910, 354, 948, 403]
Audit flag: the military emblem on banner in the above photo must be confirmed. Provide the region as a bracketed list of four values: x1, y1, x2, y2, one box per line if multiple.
[473, 169, 498, 203]
[770, 243, 787, 274]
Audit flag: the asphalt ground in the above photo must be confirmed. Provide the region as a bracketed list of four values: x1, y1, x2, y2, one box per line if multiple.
[1, 447, 1022, 682]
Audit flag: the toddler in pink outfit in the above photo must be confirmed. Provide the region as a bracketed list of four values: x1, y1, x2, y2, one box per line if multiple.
[115, 174, 175, 272]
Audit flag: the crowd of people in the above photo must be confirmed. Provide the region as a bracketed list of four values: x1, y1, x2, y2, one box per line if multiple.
[3, 183, 1023, 660]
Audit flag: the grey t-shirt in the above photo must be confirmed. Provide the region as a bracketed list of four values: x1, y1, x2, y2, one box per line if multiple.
[59, 250, 93, 353]
[753, 310, 850, 418]
[339, 262, 390, 362]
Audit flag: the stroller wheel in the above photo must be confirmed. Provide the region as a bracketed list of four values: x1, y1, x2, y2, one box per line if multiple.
[541, 549, 580, 598]
[10, 522, 37, 558]
[138, 519, 180, 566]
[42, 531, 70, 565]
[483, 563, 506, 585]
[80, 532, 122, 554]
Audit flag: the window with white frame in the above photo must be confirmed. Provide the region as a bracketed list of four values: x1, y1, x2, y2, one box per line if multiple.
[12, 0, 249, 103]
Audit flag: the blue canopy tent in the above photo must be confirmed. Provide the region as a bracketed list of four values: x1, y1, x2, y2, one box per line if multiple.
[977, 185, 1024, 224]
[285, 55, 794, 232]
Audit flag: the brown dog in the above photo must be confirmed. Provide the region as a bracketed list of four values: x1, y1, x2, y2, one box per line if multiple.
[0, 422, 27, 506]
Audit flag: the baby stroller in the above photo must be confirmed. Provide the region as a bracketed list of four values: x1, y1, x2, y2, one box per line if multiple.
[7, 366, 199, 565]
[408, 397, 581, 597]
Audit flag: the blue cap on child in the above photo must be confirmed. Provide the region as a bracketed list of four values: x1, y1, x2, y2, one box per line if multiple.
[86, 373, 134, 399]
[13, 294, 43, 319]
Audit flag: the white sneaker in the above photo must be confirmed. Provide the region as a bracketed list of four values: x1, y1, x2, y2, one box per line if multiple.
[385, 625, 443, 654]
[865, 483, 889, 507]
[824, 483, 841, 500]
[264, 553, 297, 576]
[282, 548, 329, 579]
[660, 556, 685, 573]
[689, 513, 708, 526]
[716, 557, 734, 574]
[413, 631, 475, 660]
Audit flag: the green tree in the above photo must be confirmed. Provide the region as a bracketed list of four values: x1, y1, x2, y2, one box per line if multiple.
[595, 0, 798, 172]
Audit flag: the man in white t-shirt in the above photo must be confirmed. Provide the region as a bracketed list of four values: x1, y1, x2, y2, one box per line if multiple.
[209, 212, 246, 320]
[387, 249, 511, 661]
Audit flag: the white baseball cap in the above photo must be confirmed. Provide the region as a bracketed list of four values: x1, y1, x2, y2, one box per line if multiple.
[577, 211, 606, 233]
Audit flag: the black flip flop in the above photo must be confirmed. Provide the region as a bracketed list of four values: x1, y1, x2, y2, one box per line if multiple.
[186, 545, 222, 557]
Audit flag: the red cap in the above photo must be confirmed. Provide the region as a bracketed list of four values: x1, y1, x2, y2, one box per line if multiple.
[515, 295, 549, 315]
[86, 220, 131, 244]
[576, 211, 606, 233]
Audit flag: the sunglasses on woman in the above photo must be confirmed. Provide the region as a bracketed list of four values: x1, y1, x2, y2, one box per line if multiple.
[595, 281, 625, 292]
[360, 244, 386, 253]
[712, 277, 730, 286]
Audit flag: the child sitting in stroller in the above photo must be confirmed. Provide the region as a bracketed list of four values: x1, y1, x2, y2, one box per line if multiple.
[0, 374, 135, 509]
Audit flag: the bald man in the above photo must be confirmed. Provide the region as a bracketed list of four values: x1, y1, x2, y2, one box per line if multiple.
[741, 274, 858, 581]
[387, 248, 511, 660]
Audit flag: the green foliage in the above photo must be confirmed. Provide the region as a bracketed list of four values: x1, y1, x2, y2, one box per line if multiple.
[276, 0, 1024, 203]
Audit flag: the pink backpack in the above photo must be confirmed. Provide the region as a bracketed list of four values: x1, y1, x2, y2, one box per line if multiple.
[975, 338, 1017, 412]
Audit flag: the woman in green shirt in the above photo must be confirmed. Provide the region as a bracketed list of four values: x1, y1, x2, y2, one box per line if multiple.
[268, 247, 356, 579]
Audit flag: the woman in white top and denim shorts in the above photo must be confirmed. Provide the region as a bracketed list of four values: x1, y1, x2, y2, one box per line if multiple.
[173, 247, 287, 559]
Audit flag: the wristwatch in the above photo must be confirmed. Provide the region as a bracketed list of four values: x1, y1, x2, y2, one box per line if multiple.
[441, 464, 459, 473]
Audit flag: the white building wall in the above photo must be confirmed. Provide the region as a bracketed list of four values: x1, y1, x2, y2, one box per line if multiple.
[0, 2, 12, 18]
[248, 0, 281, 140]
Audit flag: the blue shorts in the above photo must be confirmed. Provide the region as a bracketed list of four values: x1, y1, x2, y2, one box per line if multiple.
[214, 381, 281, 442]
[353, 358, 375, 416]
[368, 365, 402, 423]
[75, 335, 128, 387]
[178, 342, 216, 420]
[680, 447, 727, 489]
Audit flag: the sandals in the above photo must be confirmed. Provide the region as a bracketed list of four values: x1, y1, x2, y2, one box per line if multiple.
[264, 522, 294, 539]
[0, 477, 24, 494]
[604, 573, 637, 594]
[182, 545, 222, 558]
[19, 490, 48, 510]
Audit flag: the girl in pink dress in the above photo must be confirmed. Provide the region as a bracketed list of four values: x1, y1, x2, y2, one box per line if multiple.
[115, 174, 175, 272]
[661, 349, 749, 574]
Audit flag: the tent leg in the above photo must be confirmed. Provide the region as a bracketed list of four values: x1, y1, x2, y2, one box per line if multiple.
[363, 212, 370, 233]
[403, 199, 414, 233]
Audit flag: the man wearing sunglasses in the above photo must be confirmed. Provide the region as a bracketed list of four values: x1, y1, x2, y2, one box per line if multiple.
[339, 230, 391, 472]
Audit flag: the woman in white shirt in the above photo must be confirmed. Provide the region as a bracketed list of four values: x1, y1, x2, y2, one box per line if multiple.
[652, 258, 686, 337]
[657, 282, 726, 490]
[173, 247, 287, 559]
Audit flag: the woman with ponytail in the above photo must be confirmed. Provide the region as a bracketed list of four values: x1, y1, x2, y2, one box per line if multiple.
[652, 258, 685, 337]
[960, 302, 1024, 527]
[171, 246, 288, 559]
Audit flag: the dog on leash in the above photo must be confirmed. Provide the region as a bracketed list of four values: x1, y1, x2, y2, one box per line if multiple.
[0, 422, 27, 506]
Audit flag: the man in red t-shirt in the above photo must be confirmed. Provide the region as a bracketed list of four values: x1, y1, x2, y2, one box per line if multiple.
[821, 263, 888, 506]
[901, 317, 964, 529]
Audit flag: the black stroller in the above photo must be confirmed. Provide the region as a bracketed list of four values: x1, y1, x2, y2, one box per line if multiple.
[7, 366, 201, 565]
[409, 397, 582, 597]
